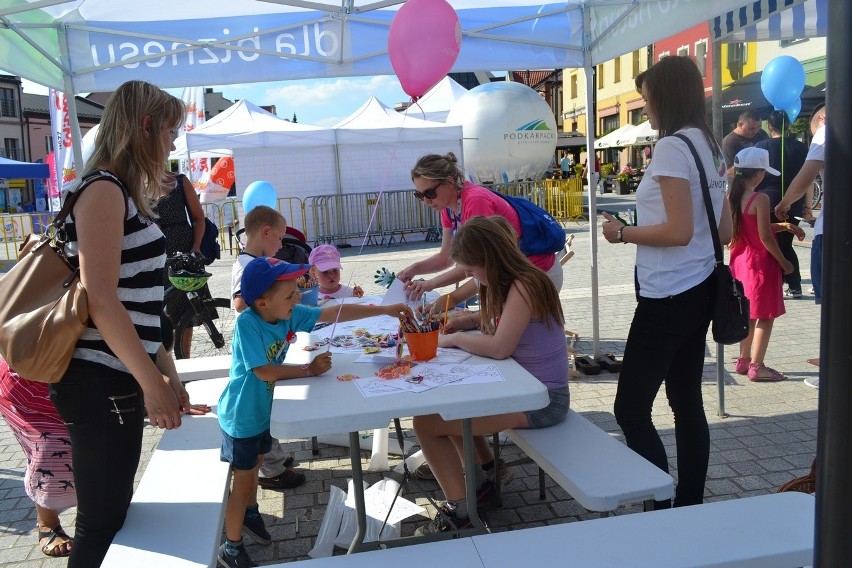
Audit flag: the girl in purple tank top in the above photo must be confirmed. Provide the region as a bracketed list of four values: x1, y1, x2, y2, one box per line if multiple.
[411, 216, 569, 536]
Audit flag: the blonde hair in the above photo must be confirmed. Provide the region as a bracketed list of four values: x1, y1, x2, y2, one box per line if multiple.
[244, 205, 286, 236]
[411, 152, 464, 186]
[83, 80, 184, 218]
[450, 216, 564, 334]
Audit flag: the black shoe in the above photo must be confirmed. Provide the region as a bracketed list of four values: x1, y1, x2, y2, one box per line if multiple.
[217, 543, 257, 568]
[784, 289, 803, 299]
[242, 512, 271, 545]
[476, 480, 501, 512]
[414, 504, 472, 536]
[258, 468, 305, 490]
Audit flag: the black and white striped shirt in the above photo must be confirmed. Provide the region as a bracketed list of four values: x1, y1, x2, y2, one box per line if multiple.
[63, 171, 166, 374]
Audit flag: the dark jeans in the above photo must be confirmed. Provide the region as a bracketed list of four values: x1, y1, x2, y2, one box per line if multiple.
[50, 361, 145, 568]
[614, 274, 713, 509]
[811, 234, 823, 304]
[778, 218, 801, 292]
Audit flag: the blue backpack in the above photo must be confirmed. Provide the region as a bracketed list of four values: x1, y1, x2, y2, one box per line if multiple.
[200, 218, 221, 265]
[492, 191, 567, 256]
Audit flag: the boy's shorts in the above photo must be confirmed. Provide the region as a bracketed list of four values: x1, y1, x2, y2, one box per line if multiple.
[220, 427, 273, 470]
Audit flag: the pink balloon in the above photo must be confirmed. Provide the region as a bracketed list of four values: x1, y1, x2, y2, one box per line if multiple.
[388, 0, 461, 100]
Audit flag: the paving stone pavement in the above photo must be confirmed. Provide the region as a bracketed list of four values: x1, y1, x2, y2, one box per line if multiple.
[0, 209, 821, 566]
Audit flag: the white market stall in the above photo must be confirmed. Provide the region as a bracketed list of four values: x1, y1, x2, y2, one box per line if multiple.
[333, 96, 463, 194]
[408, 76, 469, 123]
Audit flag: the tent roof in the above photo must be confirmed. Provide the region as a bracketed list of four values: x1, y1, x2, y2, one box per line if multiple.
[0, 156, 50, 179]
[713, 0, 825, 43]
[0, 1, 757, 94]
[594, 123, 636, 150]
[186, 99, 335, 153]
[409, 76, 467, 115]
[334, 96, 462, 143]
[616, 121, 657, 147]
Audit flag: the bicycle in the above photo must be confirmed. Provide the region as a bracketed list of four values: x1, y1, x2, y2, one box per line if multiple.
[163, 252, 236, 360]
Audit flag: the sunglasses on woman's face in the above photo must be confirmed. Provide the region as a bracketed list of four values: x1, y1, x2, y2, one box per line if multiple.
[413, 182, 443, 201]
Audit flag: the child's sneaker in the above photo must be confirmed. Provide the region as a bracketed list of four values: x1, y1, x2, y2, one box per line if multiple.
[414, 504, 472, 536]
[484, 458, 514, 485]
[242, 510, 271, 544]
[217, 542, 257, 568]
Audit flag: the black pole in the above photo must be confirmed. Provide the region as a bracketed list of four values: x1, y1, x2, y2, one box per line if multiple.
[816, 2, 852, 565]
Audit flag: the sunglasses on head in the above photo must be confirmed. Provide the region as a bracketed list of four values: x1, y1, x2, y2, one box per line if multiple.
[413, 182, 443, 201]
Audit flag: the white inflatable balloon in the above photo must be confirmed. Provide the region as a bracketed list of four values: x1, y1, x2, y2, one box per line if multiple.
[447, 82, 557, 184]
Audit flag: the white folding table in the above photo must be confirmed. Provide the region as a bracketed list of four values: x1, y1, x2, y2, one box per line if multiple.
[268, 352, 548, 552]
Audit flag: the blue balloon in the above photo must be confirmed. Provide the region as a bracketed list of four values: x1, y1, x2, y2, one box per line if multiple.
[243, 180, 278, 213]
[761, 55, 806, 111]
[786, 98, 802, 124]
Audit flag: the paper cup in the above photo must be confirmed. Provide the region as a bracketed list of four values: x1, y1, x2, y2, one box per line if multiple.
[404, 330, 439, 361]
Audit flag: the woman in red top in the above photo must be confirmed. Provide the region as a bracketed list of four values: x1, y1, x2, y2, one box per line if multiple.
[397, 152, 562, 300]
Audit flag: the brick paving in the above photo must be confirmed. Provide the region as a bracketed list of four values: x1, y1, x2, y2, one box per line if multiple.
[0, 201, 820, 566]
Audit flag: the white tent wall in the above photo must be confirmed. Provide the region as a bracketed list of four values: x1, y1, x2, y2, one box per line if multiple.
[232, 145, 338, 240]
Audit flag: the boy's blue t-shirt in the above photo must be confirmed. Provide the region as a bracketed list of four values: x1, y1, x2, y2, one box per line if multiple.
[218, 304, 322, 438]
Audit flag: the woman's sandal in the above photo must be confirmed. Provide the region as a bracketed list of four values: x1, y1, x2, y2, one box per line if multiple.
[734, 357, 751, 375]
[747, 363, 785, 382]
[39, 525, 73, 558]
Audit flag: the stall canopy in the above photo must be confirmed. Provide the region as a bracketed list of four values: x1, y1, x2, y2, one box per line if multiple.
[594, 124, 636, 150]
[712, 0, 826, 42]
[1, 1, 757, 95]
[186, 99, 336, 154]
[334, 97, 463, 194]
[0, 157, 49, 179]
[616, 120, 657, 147]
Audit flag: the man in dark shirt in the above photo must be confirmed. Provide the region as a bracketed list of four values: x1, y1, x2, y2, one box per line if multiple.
[723, 109, 769, 174]
[755, 110, 808, 297]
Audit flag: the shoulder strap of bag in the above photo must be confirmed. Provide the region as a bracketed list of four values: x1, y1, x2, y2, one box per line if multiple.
[53, 171, 130, 231]
[672, 133, 723, 265]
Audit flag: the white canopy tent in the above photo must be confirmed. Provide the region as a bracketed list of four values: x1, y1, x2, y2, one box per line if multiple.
[407, 76, 469, 123]
[0, 0, 764, 355]
[616, 120, 658, 147]
[593, 124, 636, 150]
[333, 96, 463, 194]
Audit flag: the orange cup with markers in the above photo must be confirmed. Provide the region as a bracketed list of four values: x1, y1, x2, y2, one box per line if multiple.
[404, 330, 439, 361]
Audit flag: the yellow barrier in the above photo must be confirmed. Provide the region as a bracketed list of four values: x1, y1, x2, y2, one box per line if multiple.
[541, 179, 586, 224]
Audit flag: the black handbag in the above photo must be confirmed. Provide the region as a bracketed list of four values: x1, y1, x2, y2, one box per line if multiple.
[674, 134, 750, 345]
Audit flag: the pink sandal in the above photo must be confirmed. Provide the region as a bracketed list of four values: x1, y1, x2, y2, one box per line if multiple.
[747, 363, 785, 382]
[734, 357, 751, 375]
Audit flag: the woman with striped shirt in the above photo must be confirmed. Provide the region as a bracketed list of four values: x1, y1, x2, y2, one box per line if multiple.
[49, 81, 191, 568]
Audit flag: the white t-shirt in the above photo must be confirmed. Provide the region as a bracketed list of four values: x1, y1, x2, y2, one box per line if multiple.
[231, 251, 257, 299]
[634, 127, 727, 298]
[806, 125, 826, 237]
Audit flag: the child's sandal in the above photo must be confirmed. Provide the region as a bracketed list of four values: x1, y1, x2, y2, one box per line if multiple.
[747, 363, 785, 382]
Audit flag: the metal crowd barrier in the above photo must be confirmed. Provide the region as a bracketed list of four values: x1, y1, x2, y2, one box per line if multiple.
[304, 190, 440, 247]
[540, 178, 586, 223]
[1, 212, 53, 271]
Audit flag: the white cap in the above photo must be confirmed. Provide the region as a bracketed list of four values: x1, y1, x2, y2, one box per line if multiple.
[734, 147, 780, 176]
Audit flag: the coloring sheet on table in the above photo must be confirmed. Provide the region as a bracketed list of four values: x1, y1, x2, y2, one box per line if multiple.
[352, 362, 505, 398]
[354, 347, 472, 365]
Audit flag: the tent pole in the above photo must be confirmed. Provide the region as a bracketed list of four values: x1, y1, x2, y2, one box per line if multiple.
[817, 1, 852, 563]
[583, 6, 600, 358]
[59, 27, 83, 179]
[710, 26, 726, 418]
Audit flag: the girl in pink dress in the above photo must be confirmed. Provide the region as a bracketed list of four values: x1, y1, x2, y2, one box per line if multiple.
[728, 148, 805, 381]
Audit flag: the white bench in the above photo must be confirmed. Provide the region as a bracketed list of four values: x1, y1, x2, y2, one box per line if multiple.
[174, 354, 232, 383]
[266, 493, 814, 568]
[102, 391, 230, 567]
[503, 409, 673, 512]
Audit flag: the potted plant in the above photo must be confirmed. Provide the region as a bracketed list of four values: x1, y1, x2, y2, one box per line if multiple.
[616, 166, 632, 195]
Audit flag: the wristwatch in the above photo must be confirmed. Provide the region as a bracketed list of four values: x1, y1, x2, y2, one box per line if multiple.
[616, 226, 626, 243]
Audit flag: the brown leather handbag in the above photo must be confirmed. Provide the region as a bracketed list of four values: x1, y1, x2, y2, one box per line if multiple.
[0, 188, 89, 383]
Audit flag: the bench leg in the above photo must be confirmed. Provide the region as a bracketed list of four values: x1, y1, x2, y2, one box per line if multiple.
[539, 467, 546, 500]
[311, 436, 319, 456]
[492, 432, 502, 507]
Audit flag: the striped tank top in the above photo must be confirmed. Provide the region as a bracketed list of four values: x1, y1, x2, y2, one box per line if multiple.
[63, 170, 166, 374]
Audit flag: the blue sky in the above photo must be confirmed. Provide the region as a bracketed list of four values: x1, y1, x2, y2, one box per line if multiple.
[21, 75, 411, 127]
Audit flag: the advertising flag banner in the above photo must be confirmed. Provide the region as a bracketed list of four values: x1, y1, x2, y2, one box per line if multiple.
[48, 89, 76, 211]
[179, 87, 209, 185]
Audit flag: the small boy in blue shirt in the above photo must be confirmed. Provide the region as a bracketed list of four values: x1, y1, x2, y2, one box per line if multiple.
[217, 256, 413, 568]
